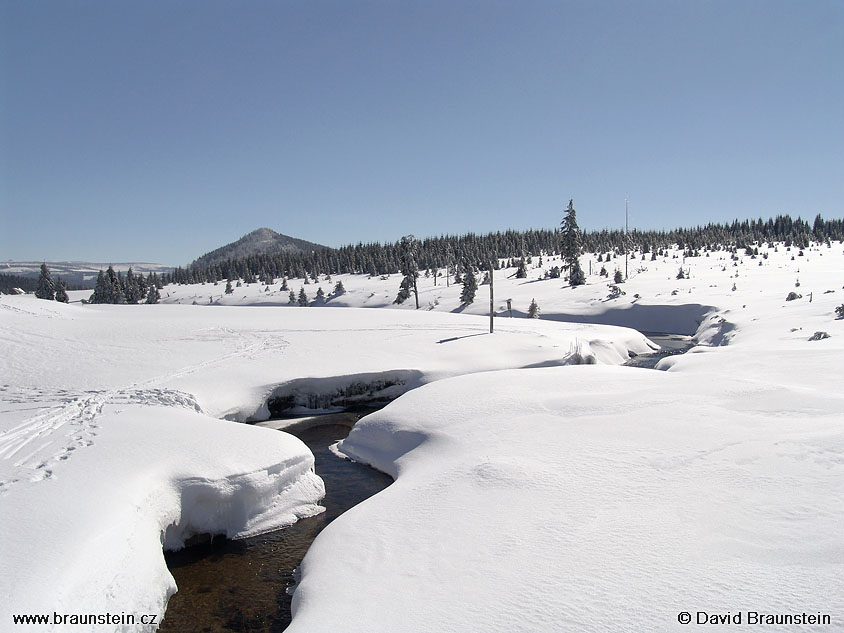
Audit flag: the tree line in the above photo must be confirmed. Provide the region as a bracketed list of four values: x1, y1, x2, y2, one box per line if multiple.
[30, 264, 164, 304]
[161, 212, 842, 287]
[24, 211, 843, 305]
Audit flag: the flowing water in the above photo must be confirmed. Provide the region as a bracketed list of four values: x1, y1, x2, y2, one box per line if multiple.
[159, 333, 694, 632]
[624, 332, 696, 369]
[159, 410, 391, 633]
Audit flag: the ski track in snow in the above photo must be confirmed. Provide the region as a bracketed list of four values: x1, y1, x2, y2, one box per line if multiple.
[0, 328, 289, 494]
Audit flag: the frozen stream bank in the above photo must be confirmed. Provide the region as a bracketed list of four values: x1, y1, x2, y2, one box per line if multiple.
[159, 410, 391, 632]
[623, 332, 695, 369]
[160, 334, 693, 632]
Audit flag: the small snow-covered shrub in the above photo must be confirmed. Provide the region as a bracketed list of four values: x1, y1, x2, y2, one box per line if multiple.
[809, 331, 830, 341]
[607, 284, 625, 300]
[563, 341, 596, 365]
[835, 304, 844, 319]
[785, 292, 802, 301]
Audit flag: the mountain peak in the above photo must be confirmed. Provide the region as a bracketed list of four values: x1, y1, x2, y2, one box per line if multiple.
[191, 229, 327, 268]
[246, 227, 279, 239]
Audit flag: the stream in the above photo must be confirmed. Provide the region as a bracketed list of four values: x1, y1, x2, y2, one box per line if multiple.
[159, 332, 694, 632]
[159, 409, 391, 633]
[624, 332, 695, 369]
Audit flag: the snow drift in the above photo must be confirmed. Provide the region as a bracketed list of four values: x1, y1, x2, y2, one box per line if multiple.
[1, 295, 650, 631]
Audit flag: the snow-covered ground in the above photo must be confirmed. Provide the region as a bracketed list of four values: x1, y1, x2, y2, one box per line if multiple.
[2, 241, 843, 631]
[1, 285, 650, 631]
[287, 243, 844, 632]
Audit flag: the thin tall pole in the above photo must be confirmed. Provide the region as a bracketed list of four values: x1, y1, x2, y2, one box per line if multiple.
[625, 196, 629, 280]
[489, 261, 494, 334]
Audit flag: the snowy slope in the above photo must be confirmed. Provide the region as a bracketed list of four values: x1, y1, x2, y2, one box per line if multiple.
[291, 366, 843, 632]
[0, 295, 650, 631]
[147, 240, 842, 341]
[286, 241, 844, 633]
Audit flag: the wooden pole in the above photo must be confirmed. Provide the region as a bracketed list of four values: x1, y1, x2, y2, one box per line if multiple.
[489, 261, 494, 334]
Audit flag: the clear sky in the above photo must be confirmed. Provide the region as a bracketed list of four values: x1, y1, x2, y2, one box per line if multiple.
[2, 0, 842, 265]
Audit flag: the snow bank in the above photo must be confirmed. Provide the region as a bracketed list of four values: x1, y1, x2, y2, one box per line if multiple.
[290, 364, 844, 632]
[1, 293, 648, 631]
[284, 241, 844, 632]
[264, 370, 425, 416]
[1, 403, 323, 632]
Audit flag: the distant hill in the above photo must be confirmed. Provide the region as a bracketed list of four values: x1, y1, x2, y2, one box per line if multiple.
[0, 261, 173, 289]
[191, 228, 328, 268]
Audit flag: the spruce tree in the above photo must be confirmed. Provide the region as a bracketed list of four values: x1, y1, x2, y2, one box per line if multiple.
[315, 286, 326, 304]
[125, 268, 141, 303]
[225, 280, 234, 294]
[105, 266, 125, 304]
[298, 287, 309, 306]
[137, 273, 148, 298]
[35, 263, 55, 300]
[445, 243, 454, 287]
[90, 270, 111, 304]
[146, 285, 160, 304]
[394, 235, 419, 308]
[460, 264, 477, 305]
[288, 290, 296, 305]
[54, 277, 69, 303]
[528, 298, 540, 318]
[333, 280, 346, 296]
[561, 199, 585, 286]
[514, 256, 528, 279]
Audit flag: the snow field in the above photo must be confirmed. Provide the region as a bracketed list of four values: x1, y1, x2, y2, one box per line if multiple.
[2, 240, 841, 631]
[282, 241, 844, 632]
[0, 293, 652, 631]
[145, 240, 843, 340]
[287, 366, 843, 632]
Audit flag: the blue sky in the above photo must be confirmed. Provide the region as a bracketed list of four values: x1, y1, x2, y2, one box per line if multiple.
[2, 0, 842, 265]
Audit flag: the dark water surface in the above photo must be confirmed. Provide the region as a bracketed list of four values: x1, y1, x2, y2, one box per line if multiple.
[624, 332, 696, 369]
[159, 412, 392, 633]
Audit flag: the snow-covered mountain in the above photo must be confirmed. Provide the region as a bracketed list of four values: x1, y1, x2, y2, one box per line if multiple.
[190, 228, 327, 268]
